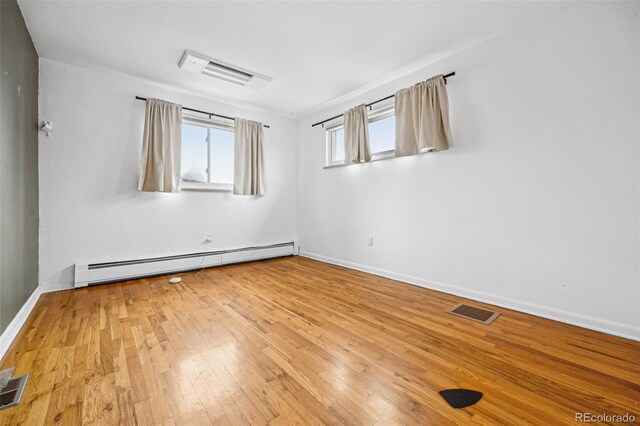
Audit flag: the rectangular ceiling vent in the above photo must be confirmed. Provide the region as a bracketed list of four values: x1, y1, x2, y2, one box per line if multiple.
[447, 303, 500, 325]
[179, 50, 272, 89]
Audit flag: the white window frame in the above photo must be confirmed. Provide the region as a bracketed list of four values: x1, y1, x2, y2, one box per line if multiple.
[367, 105, 395, 161]
[181, 115, 234, 192]
[324, 104, 396, 168]
[325, 123, 344, 167]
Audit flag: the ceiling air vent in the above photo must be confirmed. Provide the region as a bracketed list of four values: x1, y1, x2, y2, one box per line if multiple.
[178, 50, 272, 89]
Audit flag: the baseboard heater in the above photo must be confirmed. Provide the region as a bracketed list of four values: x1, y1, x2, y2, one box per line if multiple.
[74, 241, 295, 288]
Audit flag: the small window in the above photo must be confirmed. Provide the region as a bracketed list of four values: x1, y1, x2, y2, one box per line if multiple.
[326, 126, 345, 166]
[325, 106, 395, 167]
[181, 117, 234, 190]
[368, 107, 395, 158]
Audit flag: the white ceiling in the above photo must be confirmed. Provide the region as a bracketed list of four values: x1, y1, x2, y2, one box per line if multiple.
[18, 1, 563, 116]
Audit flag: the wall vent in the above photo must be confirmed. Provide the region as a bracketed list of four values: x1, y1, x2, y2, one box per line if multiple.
[447, 303, 500, 325]
[178, 50, 272, 89]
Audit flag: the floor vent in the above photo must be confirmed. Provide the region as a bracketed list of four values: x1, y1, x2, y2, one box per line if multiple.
[447, 303, 500, 325]
[0, 368, 28, 410]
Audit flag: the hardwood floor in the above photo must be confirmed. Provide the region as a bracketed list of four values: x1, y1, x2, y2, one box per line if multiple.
[1, 256, 638, 425]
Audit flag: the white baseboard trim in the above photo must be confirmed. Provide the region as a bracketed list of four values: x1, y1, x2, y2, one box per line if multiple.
[0, 287, 42, 362]
[39, 282, 74, 293]
[300, 251, 640, 342]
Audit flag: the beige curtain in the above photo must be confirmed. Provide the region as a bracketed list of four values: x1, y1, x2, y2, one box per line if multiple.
[395, 75, 453, 157]
[344, 104, 372, 164]
[138, 98, 183, 192]
[234, 118, 265, 196]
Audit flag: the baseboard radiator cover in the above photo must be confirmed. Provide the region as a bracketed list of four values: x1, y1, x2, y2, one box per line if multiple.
[74, 242, 295, 288]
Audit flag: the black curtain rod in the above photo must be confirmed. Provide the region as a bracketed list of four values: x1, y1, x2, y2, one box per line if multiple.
[135, 96, 270, 128]
[311, 71, 455, 128]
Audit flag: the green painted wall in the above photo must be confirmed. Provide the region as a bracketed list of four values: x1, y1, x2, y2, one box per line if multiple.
[0, 0, 39, 334]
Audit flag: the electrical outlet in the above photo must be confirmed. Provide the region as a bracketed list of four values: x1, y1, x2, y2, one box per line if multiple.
[368, 236, 374, 246]
[205, 233, 214, 243]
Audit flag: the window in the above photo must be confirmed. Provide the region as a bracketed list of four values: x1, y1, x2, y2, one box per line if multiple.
[368, 107, 395, 157]
[326, 105, 395, 167]
[181, 117, 234, 191]
[326, 126, 345, 166]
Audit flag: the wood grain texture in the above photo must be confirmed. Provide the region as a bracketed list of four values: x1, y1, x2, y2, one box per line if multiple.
[1, 256, 638, 425]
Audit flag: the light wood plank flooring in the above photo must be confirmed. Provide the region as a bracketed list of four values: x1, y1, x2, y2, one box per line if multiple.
[1, 256, 638, 425]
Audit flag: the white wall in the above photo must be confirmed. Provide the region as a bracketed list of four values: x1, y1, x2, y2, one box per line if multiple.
[39, 2, 639, 340]
[298, 2, 640, 340]
[39, 58, 298, 291]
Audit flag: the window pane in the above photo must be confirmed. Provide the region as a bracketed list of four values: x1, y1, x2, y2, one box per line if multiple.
[181, 123, 208, 183]
[369, 115, 395, 154]
[210, 128, 234, 184]
[333, 128, 345, 162]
